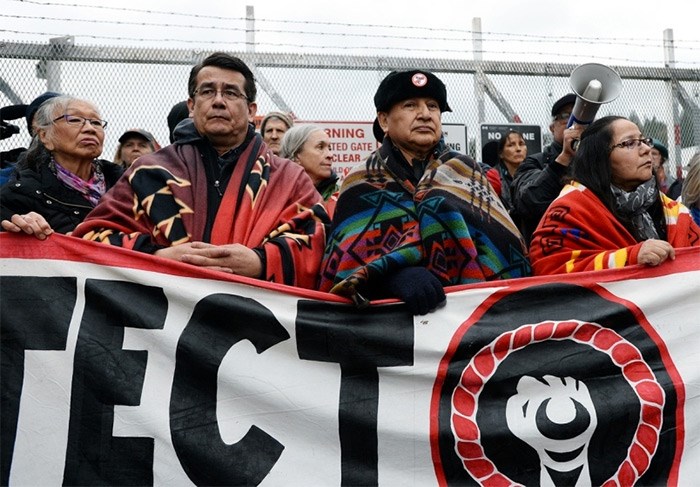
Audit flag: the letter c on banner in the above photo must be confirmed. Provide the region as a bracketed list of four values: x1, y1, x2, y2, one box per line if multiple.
[170, 294, 289, 486]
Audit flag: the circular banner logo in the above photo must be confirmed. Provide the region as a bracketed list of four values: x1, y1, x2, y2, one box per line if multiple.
[431, 283, 682, 486]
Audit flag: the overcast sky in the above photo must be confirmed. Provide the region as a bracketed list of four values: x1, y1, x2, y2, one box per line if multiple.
[1, 0, 698, 160]
[1, 0, 698, 67]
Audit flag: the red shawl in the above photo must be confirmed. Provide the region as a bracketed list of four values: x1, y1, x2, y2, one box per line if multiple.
[530, 182, 700, 275]
[73, 140, 328, 289]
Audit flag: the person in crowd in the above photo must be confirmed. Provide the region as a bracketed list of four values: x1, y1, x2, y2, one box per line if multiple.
[279, 124, 339, 216]
[681, 153, 700, 226]
[530, 116, 700, 275]
[511, 93, 584, 243]
[651, 138, 671, 194]
[0, 92, 61, 184]
[651, 139, 683, 200]
[480, 140, 499, 167]
[0, 103, 28, 183]
[113, 128, 160, 168]
[167, 100, 189, 144]
[318, 69, 529, 314]
[259, 111, 293, 156]
[668, 176, 683, 201]
[73, 52, 329, 289]
[651, 138, 683, 200]
[486, 129, 527, 212]
[1, 95, 123, 238]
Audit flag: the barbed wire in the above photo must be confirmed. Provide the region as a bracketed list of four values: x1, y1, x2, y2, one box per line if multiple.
[1, 1, 698, 68]
[3, 13, 695, 52]
[3, 28, 697, 68]
[4, 0, 700, 48]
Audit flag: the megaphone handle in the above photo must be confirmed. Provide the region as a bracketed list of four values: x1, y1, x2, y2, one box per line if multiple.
[567, 114, 590, 129]
[562, 124, 583, 156]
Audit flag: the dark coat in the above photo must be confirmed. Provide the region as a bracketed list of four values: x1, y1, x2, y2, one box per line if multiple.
[511, 141, 567, 243]
[0, 160, 123, 234]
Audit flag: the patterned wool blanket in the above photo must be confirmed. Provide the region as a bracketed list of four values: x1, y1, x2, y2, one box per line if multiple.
[318, 142, 530, 305]
[530, 181, 700, 275]
[73, 136, 329, 289]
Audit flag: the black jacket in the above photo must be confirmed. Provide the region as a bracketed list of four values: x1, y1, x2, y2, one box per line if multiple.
[511, 141, 568, 243]
[0, 160, 123, 234]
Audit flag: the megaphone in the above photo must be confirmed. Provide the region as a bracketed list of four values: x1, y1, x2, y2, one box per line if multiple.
[567, 63, 622, 128]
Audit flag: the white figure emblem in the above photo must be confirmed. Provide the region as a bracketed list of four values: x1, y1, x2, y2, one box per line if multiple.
[506, 375, 598, 487]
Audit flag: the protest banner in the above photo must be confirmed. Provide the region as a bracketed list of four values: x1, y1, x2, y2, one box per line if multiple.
[1, 234, 698, 486]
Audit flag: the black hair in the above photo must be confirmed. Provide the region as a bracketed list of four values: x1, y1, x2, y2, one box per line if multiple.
[187, 52, 257, 102]
[569, 115, 625, 210]
[569, 115, 665, 240]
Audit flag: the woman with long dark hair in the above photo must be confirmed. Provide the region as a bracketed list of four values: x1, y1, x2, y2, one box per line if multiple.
[530, 115, 699, 275]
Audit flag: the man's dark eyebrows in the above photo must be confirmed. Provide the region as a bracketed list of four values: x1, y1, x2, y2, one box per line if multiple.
[197, 81, 242, 90]
[223, 83, 245, 92]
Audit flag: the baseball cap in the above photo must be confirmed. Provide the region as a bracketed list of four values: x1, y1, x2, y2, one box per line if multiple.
[118, 128, 160, 150]
[651, 139, 669, 160]
[551, 93, 577, 117]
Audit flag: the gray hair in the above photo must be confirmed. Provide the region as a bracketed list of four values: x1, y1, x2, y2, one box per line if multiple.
[681, 153, 700, 209]
[260, 111, 294, 134]
[24, 95, 101, 170]
[32, 95, 97, 131]
[279, 124, 325, 160]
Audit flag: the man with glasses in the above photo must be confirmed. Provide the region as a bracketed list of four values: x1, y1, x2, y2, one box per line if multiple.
[511, 93, 584, 243]
[74, 52, 329, 289]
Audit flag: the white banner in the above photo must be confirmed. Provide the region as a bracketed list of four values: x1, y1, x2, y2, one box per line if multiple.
[1, 234, 699, 486]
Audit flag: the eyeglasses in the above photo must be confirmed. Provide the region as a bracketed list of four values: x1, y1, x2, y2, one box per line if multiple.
[193, 87, 249, 102]
[52, 114, 108, 129]
[553, 112, 571, 121]
[609, 137, 653, 152]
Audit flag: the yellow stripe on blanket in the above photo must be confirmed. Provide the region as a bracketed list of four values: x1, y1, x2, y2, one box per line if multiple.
[566, 250, 582, 273]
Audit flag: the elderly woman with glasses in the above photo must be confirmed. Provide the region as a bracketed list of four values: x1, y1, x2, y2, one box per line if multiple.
[0, 95, 123, 239]
[530, 116, 700, 275]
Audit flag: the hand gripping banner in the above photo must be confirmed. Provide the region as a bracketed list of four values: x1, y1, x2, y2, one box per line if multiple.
[1, 234, 699, 486]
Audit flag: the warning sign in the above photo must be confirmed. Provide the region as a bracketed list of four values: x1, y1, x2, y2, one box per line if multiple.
[297, 121, 378, 179]
[442, 123, 468, 154]
[297, 121, 469, 180]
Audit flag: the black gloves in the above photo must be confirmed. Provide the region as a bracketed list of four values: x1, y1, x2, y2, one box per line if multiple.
[385, 266, 446, 315]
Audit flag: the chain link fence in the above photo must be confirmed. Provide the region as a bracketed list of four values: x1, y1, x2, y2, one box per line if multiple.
[2, 39, 699, 173]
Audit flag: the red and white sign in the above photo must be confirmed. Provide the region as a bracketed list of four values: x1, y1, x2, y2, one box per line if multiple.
[299, 121, 468, 180]
[297, 121, 378, 179]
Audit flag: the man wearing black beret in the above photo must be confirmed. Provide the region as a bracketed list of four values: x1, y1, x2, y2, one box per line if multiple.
[318, 69, 530, 314]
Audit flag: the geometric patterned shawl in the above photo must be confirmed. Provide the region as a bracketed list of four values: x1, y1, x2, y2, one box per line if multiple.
[318, 140, 530, 305]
